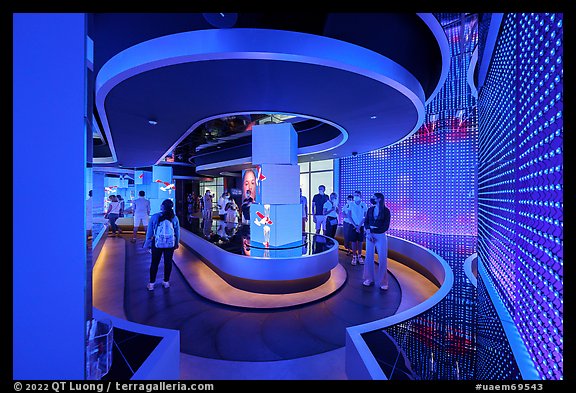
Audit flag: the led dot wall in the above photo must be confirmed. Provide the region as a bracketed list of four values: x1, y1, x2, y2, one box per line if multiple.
[477, 13, 563, 380]
[355, 13, 480, 380]
[339, 13, 478, 236]
[477, 13, 518, 319]
[383, 231, 477, 380]
[475, 275, 522, 380]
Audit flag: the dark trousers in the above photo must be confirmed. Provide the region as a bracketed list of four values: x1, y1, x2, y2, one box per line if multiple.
[326, 218, 338, 238]
[150, 244, 175, 283]
[108, 213, 119, 233]
[343, 222, 352, 248]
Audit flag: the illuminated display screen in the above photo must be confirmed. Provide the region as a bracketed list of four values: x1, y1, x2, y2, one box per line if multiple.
[241, 168, 259, 203]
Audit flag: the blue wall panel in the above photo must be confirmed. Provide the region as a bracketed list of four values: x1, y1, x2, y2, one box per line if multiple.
[13, 13, 87, 379]
[477, 12, 563, 380]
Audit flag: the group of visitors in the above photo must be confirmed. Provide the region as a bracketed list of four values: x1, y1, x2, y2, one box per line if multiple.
[305, 185, 391, 291]
[100, 181, 390, 292]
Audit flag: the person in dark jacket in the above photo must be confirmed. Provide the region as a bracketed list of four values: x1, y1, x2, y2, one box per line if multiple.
[362, 192, 391, 290]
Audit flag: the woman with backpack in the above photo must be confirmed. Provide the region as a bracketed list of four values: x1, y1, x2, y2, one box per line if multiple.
[144, 199, 180, 291]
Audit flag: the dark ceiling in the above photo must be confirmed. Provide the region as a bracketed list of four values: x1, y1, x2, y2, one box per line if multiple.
[90, 13, 446, 173]
[92, 13, 441, 97]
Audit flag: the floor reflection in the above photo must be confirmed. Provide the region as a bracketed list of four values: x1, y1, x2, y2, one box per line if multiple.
[182, 217, 335, 257]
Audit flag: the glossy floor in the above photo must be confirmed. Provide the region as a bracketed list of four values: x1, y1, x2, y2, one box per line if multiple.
[93, 233, 438, 379]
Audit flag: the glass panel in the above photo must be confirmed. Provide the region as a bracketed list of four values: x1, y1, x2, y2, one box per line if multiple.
[310, 159, 333, 171]
[310, 171, 334, 196]
[299, 162, 310, 173]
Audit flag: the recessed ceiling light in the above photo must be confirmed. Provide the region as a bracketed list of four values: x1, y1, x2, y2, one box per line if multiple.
[370, 116, 377, 120]
[148, 120, 158, 125]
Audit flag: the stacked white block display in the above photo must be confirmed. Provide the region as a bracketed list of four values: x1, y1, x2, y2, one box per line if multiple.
[249, 123, 302, 247]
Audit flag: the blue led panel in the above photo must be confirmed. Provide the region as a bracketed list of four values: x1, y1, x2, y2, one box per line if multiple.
[384, 230, 478, 380]
[340, 13, 478, 237]
[340, 12, 562, 380]
[477, 12, 563, 380]
[475, 275, 522, 380]
[347, 14, 480, 380]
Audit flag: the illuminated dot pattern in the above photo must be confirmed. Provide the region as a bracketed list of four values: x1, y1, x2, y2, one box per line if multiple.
[351, 14, 480, 380]
[383, 231, 478, 380]
[475, 275, 522, 379]
[477, 12, 563, 380]
[341, 12, 562, 380]
[340, 13, 478, 236]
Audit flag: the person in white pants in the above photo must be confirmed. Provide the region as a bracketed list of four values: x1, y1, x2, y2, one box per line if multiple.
[362, 192, 391, 290]
[131, 190, 151, 242]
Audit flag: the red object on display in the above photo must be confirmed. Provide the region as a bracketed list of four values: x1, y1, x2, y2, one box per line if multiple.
[155, 179, 176, 190]
[255, 211, 273, 225]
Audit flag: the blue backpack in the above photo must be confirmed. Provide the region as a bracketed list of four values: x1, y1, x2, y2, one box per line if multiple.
[155, 218, 175, 248]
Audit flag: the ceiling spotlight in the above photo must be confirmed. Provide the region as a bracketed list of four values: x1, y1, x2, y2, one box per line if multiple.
[370, 116, 377, 120]
[148, 119, 158, 125]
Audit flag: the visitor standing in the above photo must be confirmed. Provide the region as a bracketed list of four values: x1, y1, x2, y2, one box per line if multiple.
[362, 193, 391, 290]
[300, 188, 308, 233]
[104, 194, 122, 237]
[218, 192, 229, 221]
[342, 194, 354, 255]
[131, 190, 151, 242]
[323, 192, 339, 238]
[144, 199, 180, 291]
[348, 190, 367, 265]
[312, 185, 329, 235]
[202, 190, 213, 220]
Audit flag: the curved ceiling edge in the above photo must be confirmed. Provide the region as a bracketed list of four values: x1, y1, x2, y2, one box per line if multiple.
[153, 111, 349, 167]
[196, 157, 252, 176]
[468, 45, 479, 99]
[417, 13, 451, 105]
[95, 28, 426, 167]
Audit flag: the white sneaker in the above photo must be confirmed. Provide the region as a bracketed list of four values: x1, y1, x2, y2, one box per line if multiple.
[351, 255, 358, 265]
[363, 279, 373, 287]
[380, 284, 389, 291]
[358, 255, 365, 265]
[162, 281, 170, 288]
[147, 283, 155, 291]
